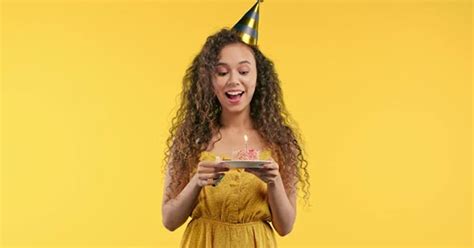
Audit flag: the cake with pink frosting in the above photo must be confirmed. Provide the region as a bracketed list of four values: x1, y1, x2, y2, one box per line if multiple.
[233, 148, 259, 160]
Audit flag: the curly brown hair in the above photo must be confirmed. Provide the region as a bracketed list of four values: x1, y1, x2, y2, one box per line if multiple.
[164, 28, 310, 204]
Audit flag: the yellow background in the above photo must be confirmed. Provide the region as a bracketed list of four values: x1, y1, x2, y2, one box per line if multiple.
[1, 0, 472, 247]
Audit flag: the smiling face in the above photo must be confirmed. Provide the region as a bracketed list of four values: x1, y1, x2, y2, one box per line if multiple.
[212, 42, 257, 114]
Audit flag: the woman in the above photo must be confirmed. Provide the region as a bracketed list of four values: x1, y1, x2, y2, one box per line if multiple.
[162, 28, 309, 247]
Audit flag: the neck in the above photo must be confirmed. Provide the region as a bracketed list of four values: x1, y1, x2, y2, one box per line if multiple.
[220, 107, 253, 132]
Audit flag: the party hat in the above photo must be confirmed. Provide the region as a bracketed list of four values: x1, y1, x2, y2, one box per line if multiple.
[232, 1, 262, 46]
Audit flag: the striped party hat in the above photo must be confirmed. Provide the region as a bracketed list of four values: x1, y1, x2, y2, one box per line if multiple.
[232, 1, 262, 46]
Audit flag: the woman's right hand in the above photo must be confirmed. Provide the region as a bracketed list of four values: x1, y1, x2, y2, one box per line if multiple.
[195, 160, 229, 187]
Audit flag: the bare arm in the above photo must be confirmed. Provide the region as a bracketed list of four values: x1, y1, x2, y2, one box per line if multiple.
[161, 172, 202, 231]
[161, 160, 229, 231]
[267, 173, 296, 236]
[245, 162, 297, 236]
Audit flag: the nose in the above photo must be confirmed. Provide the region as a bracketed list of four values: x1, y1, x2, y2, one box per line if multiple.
[227, 70, 241, 86]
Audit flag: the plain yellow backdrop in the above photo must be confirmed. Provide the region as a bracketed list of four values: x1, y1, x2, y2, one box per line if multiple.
[1, 0, 472, 247]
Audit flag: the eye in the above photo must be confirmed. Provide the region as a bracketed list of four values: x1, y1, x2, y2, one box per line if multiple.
[240, 71, 249, 75]
[216, 71, 228, 77]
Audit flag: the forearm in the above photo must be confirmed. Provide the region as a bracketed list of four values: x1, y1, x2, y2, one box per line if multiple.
[162, 174, 202, 231]
[267, 176, 296, 236]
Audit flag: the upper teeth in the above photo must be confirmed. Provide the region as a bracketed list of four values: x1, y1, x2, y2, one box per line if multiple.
[227, 91, 243, 96]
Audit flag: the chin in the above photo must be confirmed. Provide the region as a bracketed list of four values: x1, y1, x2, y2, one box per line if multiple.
[223, 104, 249, 114]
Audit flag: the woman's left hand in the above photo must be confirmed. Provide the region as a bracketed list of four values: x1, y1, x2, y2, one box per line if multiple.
[244, 161, 281, 185]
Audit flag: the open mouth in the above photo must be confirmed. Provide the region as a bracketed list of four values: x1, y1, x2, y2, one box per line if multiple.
[225, 90, 245, 101]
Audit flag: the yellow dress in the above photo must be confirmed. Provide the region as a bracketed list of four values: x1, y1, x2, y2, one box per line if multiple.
[180, 150, 277, 248]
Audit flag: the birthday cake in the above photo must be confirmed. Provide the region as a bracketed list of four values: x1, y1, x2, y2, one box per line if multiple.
[233, 148, 259, 160]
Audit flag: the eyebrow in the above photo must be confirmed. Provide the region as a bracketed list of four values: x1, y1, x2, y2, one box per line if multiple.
[216, 60, 251, 66]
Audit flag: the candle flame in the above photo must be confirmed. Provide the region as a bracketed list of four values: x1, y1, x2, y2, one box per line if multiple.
[244, 134, 248, 142]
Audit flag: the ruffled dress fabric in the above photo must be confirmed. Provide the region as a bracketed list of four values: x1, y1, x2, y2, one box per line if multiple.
[180, 151, 277, 247]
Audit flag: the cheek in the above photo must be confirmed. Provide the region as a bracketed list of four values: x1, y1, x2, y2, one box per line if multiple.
[212, 78, 226, 91]
[247, 76, 257, 94]
[211, 80, 221, 94]
[246, 83, 257, 100]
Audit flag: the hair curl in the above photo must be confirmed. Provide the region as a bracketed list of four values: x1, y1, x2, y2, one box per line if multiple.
[164, 28, 310, 205]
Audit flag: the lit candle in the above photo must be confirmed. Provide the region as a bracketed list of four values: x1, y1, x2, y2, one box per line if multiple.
[244, 134, 248, 153]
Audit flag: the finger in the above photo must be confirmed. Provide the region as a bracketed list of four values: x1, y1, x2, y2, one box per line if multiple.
[198, 166, 228, 175]
[216, 173, 225, 180]
[197, 178, 209, 187]
[198, 168, 226, 175]
[246, 167, 265, 172]
[199, 178, 213, 186]
[214, 164, 230, 172]
[213, 173, 225, 181]
[215, 161, 230, 169]
[200, 160, 228, 167]
[197, 161, 216, 167]
[198, 161, 225, 169]
[199, 177, 218, 187]
[244, 168, 262, 177]
[206, 174, 225, 186]
[197, 162, 216, 174]
[198, 173, 224, 180]
[244, 169, 269, 183]
[263, 163, 278, 170]
[199, 162, 229, 172]
[197, 173, 211, 180]
[207, 177, 213, 185]
[244, 168, 255, 173]
[212, 174, 225, 187]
